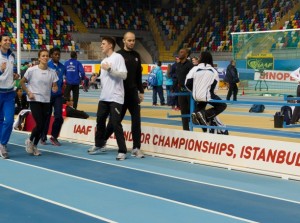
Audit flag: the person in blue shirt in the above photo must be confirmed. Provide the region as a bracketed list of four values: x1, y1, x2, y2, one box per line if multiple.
[0, 33, 19, 159]
[40, 47, 66, 146]
[152, 61, 165, 106]
[64, 51, 86, 109]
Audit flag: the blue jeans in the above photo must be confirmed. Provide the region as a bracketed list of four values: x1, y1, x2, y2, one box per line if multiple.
[152, 85, 165, 105]
[0, 91, 15, 145]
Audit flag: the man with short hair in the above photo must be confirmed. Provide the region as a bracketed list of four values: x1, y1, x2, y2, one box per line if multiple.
[88, 37, 128, 161]
[225, 60, 239, 101]
[105, 32, 145, 158]
[174, 48, 193, 131]
[64, 51, 86, 109]
[0, 33, 19, 159]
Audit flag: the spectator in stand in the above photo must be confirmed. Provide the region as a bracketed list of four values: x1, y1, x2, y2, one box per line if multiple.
[15, 87, 29, 115]
[152, 61, 166, 106]
[20, 49, 58, 156]
[186, 51, 227, 128]
[225, 60, 239, 101]
[40, 47, 66, 146]
[0, 33, 20, 159]
[174, 48, 194, 130]
[87, 37, 128, 161]
[64, 51, 86, 109]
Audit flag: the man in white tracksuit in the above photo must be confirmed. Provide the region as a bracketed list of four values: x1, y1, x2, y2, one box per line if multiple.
[185, 51, 227, 127]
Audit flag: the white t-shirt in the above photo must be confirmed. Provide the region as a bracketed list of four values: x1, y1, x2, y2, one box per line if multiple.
[24, 65, 58, 103]
[99, 52, 127, 104]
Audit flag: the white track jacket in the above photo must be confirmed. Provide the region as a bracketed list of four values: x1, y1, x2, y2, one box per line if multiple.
[185, 63, 219, 102]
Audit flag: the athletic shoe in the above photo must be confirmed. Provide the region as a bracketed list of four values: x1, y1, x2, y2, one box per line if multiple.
[40, 139, 47, 145]
[191, 113, 200, 125]
[196, 110, 208, 126]
[32, 145, 41, 156]
[50, 136, 61, 146]
[3, 145, 8, 152]
[87, 146, 106, 154]
[116, 153, 126, 161]
[25, 139, 34, 154]
[131, 148, 145, 158]
[0, 144, 9, 159]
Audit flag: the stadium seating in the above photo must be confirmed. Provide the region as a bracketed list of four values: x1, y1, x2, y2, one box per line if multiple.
[1, 0, 299, 58]
[181, 0, 299, 52]
[0, 0, 76, 51]
[68, 0, 148, 30]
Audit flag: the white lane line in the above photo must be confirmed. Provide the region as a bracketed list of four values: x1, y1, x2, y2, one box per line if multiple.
[11, 142, 300, 206]
[6, 159, 257, 223]
[0, 183, 116, 223]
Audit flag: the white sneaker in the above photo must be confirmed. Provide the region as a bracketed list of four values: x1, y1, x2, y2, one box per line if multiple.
[25, 139, 34, 154]
[87, 146, 106, 154]
[116, 153, 126, 161]
[0, 144, 9, 159]
[33, 145, 41, 156]
[131, 148, 145, 158]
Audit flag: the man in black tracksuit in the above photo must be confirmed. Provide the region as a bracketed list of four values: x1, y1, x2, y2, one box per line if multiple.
[225, 60, 239, 101]
[105, 32, 145, 158]
[174, 48, 194, 131]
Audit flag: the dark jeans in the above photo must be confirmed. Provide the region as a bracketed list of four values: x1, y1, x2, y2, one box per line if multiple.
[226, 83, 238, 101]
[64, 84, 79, 109]
[166, 85, 177, 106]
[178, 93, 190, 131]
[95, 101, 127, 154]
[152, 85, 165, 105]
[41, 95, 64, 140]
[29, 102, 50, 145]
[105, 89, 141, 149]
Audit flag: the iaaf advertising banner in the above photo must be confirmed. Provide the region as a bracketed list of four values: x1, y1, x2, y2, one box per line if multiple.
[82, 63, 168, 75]
[60, 118, 300, 179]
[254, 69, 300, 83]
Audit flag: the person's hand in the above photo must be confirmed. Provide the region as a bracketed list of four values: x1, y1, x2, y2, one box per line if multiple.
[13, 73, 20, 80]
[138, 93, 144, 103]
[0, 62, 6, 72]
[101, 62, 111, 71]
[27, 91, 35, 100]
[52, 85, 58, 93]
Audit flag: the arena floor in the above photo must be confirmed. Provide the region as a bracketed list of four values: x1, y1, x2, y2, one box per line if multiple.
[1, 88, 299, 223]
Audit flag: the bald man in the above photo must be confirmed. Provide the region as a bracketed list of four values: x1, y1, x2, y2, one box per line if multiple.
[105, 32, 145, 158]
